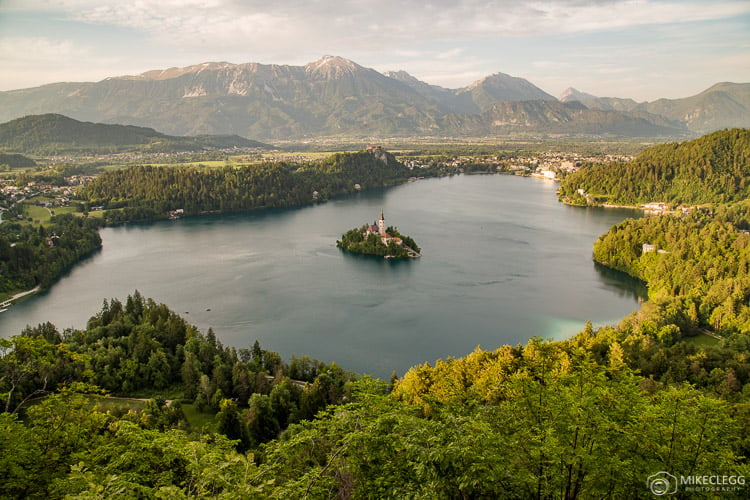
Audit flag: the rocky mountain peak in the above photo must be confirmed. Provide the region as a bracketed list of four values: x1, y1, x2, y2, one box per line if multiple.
[464, 73, 497, 92]
[459, 72, 556, 103]
[383, 70, 419, 84]
[304, 55, 361, 79]
[559, 87, 598, 103]
[111, 62, 237, 81]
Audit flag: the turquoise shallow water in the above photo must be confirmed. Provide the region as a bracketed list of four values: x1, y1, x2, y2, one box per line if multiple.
[0, 175, 645, 378]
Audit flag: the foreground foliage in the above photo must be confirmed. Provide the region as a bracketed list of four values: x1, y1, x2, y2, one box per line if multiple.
[2, 331, 749, 498]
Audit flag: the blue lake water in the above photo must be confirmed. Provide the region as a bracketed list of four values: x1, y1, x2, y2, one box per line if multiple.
[0, 175, 645, 377]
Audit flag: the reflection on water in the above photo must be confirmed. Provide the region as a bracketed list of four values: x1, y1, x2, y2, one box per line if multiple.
[594, 262, 648, 303]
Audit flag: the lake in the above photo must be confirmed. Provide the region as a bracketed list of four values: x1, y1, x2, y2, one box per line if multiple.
[0, 174, 645, 378]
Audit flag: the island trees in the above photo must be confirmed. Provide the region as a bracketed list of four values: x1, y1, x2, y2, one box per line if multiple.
[337, 223, 421, 259]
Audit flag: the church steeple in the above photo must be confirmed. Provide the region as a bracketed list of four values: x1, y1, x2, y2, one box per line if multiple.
[378, 209, 386, 236]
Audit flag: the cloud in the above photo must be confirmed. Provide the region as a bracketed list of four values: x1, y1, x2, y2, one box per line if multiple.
[0, 37, 90, 88]
[541, 0, 750, 33]
[0, 36, 152, 89]
[435, 48, 464, 60]
[31, 0, 750, 54]
[532, 60, 575, 70]
[0, 37, 86, 61]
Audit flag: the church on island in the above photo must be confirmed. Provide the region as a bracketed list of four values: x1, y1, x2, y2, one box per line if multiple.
[337, 210, 421, 259]
[365, 209, 403, 247]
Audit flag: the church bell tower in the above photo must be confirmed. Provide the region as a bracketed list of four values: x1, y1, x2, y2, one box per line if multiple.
[378, 209, 386, 236]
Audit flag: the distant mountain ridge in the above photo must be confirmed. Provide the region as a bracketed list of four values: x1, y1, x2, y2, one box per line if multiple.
[0, 114, 271, 154]
[635, 82, 750, 134]
[560, 82, 750, 134]
[559, 88, 598, 103]
[482, 100, 687, 136]
[0, 55, 745, 140]
[384, 69, 556, 115]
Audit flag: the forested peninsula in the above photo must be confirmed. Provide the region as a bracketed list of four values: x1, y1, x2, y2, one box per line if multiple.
[82, 149, 411, 224]
[2, 130, 750, 498]
[0, 214, 103, 298]
[557, 128, 750, 336]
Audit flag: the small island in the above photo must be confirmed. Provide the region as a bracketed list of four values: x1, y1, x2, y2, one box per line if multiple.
[337, 210, 421, 259]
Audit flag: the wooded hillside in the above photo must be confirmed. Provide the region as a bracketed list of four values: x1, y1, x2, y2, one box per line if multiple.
[81, 150, 411, 223]
[559, 128, 750, 206]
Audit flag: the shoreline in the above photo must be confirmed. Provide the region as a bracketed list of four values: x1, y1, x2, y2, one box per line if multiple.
[10, 285, 41, 301]
[560, 198, 666, 213]
[1, 285, 42, 309]
[600, 203, 644, 210]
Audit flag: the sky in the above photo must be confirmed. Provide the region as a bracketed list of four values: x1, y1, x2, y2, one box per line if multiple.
[0, 0, 749, 101]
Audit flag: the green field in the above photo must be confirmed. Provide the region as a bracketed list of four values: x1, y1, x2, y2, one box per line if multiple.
[88, 396, 217, 432]
[147, 160, 231, 168]
[85, 209, 105, 219]
[21, 199, 80, 224]
[21, 203, 51, 223]
[91, 396, 146, 413]
[683, 332, 721, 347]
[181, 402, 217, 432]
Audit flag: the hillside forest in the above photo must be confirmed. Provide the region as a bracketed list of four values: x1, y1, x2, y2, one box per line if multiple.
[559, 128, 750, 206]
[0, 214, 102, 295]
[81, 150, 412, 224]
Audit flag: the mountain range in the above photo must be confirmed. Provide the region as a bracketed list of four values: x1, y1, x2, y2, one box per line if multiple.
[0, 55, 747, 141]
[559, 82, 750, 134]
